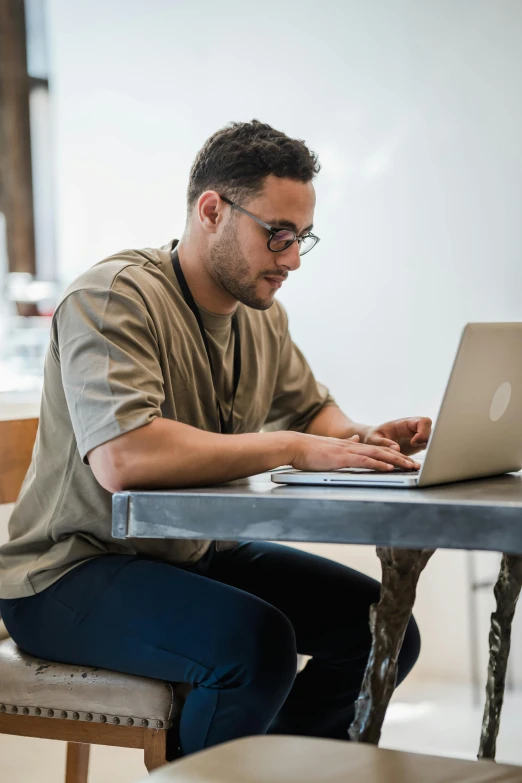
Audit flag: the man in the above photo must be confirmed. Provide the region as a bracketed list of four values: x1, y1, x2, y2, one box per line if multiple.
[0, 120, 429, 757]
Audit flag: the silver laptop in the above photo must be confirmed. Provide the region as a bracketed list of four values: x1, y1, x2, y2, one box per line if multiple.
[272, 323, 522, 488]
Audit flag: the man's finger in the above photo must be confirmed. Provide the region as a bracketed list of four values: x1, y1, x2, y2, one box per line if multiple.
[411, 433, 428, 445]
[370, 436, 401, 451]
[410, 417, 432, 440]
[418, 417, 432, 440]
[347, 442, 420, 469]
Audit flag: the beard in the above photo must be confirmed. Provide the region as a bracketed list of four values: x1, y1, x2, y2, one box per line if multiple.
[208, 223, 276, 311]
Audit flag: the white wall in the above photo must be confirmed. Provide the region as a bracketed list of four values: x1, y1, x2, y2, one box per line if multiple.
[46, 0, 522, 423]
[43, 0, 522, 684]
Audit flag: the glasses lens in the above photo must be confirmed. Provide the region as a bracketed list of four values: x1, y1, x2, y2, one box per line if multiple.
[299, 235, 318, 256]
[269, 230, 295, 252]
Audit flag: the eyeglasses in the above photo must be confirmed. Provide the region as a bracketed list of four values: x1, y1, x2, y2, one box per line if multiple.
[219, 195, 320, 256]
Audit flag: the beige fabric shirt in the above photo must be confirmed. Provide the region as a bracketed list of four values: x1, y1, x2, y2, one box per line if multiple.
[0, 241, 335, 598]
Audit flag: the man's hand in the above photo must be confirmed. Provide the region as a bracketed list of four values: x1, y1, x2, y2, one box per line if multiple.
[362, 417, 432, 457]
[290, 433, 421, 473]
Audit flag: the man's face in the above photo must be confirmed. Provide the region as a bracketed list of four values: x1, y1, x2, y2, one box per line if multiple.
[208, 175, 316, 310]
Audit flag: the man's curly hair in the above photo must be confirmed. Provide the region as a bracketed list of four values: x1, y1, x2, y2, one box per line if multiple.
[187, 120, 321, 208]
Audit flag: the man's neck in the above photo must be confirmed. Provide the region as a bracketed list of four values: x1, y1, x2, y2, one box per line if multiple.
[175, 239, 238, 315]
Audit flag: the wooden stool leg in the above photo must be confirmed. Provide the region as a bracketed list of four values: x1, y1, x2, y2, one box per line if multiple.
[349, 546, 435, 745]
[144, 729, 168, 772]
[65, 742, 90, 783]
[479, 553, 522, 760]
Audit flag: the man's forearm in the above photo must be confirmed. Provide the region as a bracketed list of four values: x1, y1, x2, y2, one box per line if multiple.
[305, 404, 371, 441]
[89, 417, 299, 493]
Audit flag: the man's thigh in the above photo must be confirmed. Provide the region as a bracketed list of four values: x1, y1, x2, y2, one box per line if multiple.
[1, 553, 292, 684]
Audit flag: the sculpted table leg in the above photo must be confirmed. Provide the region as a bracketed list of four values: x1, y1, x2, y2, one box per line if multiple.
[479, 553, 522, 760]
[349, 547, 435, 744]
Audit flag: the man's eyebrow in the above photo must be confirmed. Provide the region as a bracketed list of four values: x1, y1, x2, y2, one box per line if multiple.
[268, 218, 314, 234]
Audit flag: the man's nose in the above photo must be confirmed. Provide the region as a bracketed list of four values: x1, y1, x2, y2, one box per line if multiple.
[277, 242, 301, 273]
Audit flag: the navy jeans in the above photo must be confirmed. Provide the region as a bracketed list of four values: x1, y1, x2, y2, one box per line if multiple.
[0, 542, 420, 755]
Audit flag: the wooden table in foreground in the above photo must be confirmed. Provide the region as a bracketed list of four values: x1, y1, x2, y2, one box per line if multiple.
[113, 472, 522, 760]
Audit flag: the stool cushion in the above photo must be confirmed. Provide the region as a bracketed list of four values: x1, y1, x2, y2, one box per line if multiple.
[0, 638, 188, 729]
[141, 736, 522, 782]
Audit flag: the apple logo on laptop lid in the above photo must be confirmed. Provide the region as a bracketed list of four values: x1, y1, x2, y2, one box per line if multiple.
[490, 381, 512, 422]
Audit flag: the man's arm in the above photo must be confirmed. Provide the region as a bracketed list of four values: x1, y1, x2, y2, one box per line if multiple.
[88, 416, 419, 493]
[88, 418, 295, 492]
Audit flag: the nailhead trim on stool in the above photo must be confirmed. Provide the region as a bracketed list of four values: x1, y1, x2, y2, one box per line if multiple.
[0, 702, 169, 729]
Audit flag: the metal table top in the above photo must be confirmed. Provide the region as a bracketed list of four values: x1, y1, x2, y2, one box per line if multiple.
[112, 472, 522, 554]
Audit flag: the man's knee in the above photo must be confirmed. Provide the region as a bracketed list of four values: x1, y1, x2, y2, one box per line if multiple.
[216, 598, 297, 696]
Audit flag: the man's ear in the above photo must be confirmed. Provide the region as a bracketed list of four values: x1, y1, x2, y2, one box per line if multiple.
[197, 191, 227, 234]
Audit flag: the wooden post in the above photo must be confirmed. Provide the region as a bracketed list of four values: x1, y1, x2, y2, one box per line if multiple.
[144, 729, 169, 772]
[0, 0, 36, 275]
[65, 742, 90, 783]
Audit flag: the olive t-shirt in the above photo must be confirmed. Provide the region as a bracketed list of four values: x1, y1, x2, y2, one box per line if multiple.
[0, 241, 335, 598]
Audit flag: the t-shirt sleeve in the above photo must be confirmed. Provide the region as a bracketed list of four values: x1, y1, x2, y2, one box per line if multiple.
[263, 305, 336, 433]
[55, 281, 164, 463]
